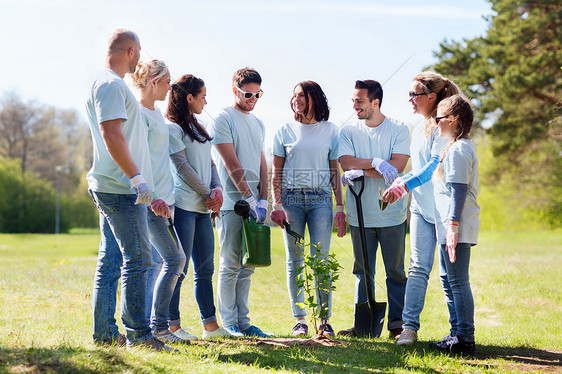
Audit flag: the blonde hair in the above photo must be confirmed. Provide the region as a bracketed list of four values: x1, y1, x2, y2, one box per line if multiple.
[131, 59, 169, 88]
[413, 71, 463, 137]
[435, 95, 474, 182]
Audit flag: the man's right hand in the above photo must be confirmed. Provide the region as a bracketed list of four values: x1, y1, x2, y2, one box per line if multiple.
[341, 169, 365, 186]
[244, 194, 258, 219]
[270, 203, 286, 228]
[130, 174, 152, 205]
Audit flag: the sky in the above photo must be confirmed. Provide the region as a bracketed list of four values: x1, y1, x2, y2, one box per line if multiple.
[0, 0, 493, 152]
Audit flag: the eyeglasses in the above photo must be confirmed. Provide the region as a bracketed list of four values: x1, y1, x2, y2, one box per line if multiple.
[408, 91, 427, 99]
[236, 87, 264, 99]
[434, 115, 448, 123]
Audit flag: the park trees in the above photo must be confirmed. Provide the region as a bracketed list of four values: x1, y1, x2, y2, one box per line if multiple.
[430, 0, 561, 226]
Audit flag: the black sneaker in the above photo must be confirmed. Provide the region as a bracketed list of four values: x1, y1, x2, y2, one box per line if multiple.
[319, 324, 335, 337]
[292, 323, 308, 337]
[429, 334, 454, 350]
[94, 333, 126, 347]
[431, 334, 475, 355]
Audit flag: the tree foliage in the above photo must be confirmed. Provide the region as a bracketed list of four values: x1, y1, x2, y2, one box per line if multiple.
[430, 0, 561, 226]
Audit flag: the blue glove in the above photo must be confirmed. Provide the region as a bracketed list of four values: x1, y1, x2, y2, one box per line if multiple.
[341, 169, 365, 186]
[371, 157, 399, 185]
[130, 174, 153, 205]
[244, 195, 258, 218]
[256, 199, 268, 224]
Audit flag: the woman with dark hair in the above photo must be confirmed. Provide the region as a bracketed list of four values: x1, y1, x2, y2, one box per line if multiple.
[165, 74, 231, 339]
[270, 81, 347, 337]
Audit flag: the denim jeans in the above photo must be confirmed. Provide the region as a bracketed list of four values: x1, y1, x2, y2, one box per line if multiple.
[281, 189, 334, 319]
[89, 190, 152, 343]
[170, 208, 217, 326]
[439, 243, 475, 342]
[215, 210, 255, 331]
[144, 245, 162, 322]
[402, 212, 437, 331]
[350, 221, 407, 331]
[147, 210, 186, 333]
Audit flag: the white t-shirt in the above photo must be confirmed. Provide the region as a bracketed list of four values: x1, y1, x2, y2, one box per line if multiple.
[85, 69, 153, 194]
[209, 106, 265, 211]
[338, 117, 410, 227]
[141, 105, 174, 205]
[272, 120, 339, 193]
[434, 139, 480, 245]
[168, 121, 213, 214]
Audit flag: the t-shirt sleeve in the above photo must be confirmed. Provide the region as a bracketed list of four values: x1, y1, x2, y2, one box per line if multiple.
[272, 127, 286, 157]
[168, 123, 187, 155]
[338, 127, 355, 158]
[445, 143, 472, 184]
[329, 125, 339, 160]
[391, 124, 410, 156]
[431, 133, 449, 156]
[210, 112, 233, 145]
[95, 81, 127, 124]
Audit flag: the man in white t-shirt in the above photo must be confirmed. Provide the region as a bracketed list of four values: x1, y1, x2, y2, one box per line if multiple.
[85, 29, 171, 351]
[209, 68, 272, 338]
[338, 80, 410, 339]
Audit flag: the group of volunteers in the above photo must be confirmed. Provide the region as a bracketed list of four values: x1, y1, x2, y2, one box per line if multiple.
[86, 29, 479, 355]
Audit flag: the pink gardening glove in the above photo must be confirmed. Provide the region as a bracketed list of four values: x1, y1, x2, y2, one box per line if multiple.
[446, 221, 459, 263]
[150, 199, 171, 218]
[205, 188, 223, 213]
[270, 203, 286, 228]
[334, 205, 347, 237]
[383, 178, 408, 204]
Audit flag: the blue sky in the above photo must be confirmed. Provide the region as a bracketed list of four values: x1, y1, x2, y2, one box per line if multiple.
[0, 0, 492, 149]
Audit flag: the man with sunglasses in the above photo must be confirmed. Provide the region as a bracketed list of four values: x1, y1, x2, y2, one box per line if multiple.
[209, 67, 272, 338]
[337, 80, 410, 339]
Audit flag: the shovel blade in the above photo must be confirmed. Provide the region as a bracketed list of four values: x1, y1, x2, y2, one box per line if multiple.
[354, 301, 386, 338]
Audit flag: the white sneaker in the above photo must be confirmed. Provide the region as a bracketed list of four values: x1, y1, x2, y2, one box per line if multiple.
[202, 327, 231, 339]
[171, 328, 199, 340]
[396, 328, 417, 346]
[154, 331, 191, 344]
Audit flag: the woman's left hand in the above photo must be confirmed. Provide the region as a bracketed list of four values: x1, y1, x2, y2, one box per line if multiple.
[334, 212, 347, 238]
[150, 199, 171, 218]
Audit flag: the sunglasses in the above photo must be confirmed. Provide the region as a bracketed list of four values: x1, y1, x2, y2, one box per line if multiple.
[408, 91, 427, 99]
[236, 87, 264, 99]
[434, 115, 448, 123]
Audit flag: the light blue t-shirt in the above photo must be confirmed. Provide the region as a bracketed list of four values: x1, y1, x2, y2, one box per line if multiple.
[272, 120, 339, 193]
[141, 105, 174, 205]
[408, 123, 449, 224]
[434, 139, 480, 245]
[85, 69, 153, 194]
[168, 121, 213, 214]
[209, 106, 265, 211]
[338, 117, 410, 227]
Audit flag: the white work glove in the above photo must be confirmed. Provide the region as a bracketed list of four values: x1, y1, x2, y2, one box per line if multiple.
[256, 198, 268, 224]
[244, 195, 258, 219]
[341, 169, 365, 186]
[130, 174, 152, 205]
[371, 157, 399, 185]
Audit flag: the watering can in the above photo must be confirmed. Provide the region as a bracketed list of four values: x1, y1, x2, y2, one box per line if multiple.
[234, 199, 271, 267]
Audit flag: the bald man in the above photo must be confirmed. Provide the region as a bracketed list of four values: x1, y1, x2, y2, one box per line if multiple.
[86, 29, 172, 352]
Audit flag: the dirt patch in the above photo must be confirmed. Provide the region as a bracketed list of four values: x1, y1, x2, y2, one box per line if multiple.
[192, 334, 344, 348]
[471, 348, 561, 373]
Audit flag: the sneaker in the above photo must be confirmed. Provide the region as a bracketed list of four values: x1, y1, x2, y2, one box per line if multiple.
[154, 330, 191, 344]
[202, 327, 231, 339]
[292, 323, 308, 337]
[389, 328, 403, 339]
[396, 328, 417, 346]
[337, 327, 356, 337]
[94, 333, 127, 347]
[171, 328, 198, 341]
[225, 325, 244, 338]
[319, 324, 335, 337]
[127, 337, 178, 353]
[430, 334, 475, 355]
[243, 325, 273, 338]
[429, 334, 455, 350]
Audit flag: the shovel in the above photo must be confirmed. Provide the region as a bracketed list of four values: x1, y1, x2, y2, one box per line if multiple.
[349, 176, 386, 338]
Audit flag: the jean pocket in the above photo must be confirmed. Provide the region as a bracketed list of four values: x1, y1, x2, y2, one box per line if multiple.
[89, 190, 120, 217]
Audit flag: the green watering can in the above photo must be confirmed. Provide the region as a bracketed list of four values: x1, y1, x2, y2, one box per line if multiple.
[234, 200, 271, 267]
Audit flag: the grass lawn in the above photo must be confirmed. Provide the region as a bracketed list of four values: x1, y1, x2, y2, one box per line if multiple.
[0, 227, 560, 373]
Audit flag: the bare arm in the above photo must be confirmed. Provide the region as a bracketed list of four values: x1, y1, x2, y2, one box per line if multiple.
[272, 155, 285, 204]
[214, 143, 252, 198]
[329, 159, 344, 205]
[258, 152, 268, 200]
[99, 119, 139, 178]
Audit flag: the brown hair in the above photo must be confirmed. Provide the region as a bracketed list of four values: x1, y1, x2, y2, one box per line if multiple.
[291, 81, 330, 122]
[232, 67, 262, 88]
[166, 74, 212, 144]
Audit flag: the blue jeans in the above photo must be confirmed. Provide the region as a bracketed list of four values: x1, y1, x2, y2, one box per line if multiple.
[350, 221, 407, 331]
[281, 189, 334, 319]
[147, 210, 186, 333]
[89, 190, 152, 343]
[402, 212, 437, 331]
[144, 245, 162, 322]
[439, 243, 475, 342]
[170, 208, 217, 326]
[215, 210, 255, 330]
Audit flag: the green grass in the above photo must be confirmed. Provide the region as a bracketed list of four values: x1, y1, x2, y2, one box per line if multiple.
[0, 227, 561, 373]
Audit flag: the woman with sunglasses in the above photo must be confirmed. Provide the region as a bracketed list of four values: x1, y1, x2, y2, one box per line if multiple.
[165, 74, 231, 339]
[131, 60, 188, 344]
[382, 72, 462, 346]
[270, 81, 347, 337]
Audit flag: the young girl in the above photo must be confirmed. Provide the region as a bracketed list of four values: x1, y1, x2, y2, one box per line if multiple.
[166, 74, 230, 339]
[131, 60, 188, 344]
[431, 95, 479, 354]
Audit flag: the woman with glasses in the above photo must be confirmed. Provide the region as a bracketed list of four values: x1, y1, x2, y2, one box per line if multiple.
[165, 74, 231, 339]
[270, 81, 347, 337]
[382, 72, 462, 345]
